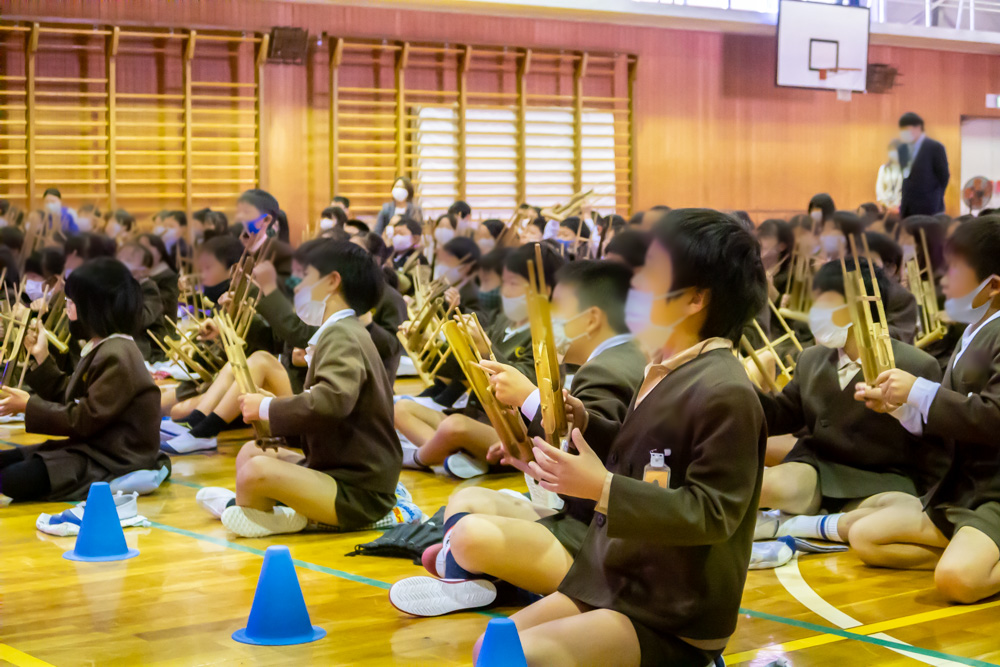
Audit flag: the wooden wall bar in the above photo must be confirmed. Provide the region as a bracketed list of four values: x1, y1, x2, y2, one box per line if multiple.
[5, 0, 1000, 236]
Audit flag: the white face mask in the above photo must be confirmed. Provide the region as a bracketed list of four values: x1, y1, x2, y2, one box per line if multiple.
[901, 244, 916, 263]
[161, 227, 179, 249]
[944, 276, 996, 325]
[294, 281, 330, 326]
[25, 279, 45, 302]
[810, 210, 823, 224]
[888, 150, 899, 163]
[152, 224, 165, 236]
[105, 221, 123, 238]
[502, 293, 528, 323]
[0, 217, 7, 228]
[76, 217, 93, 232]
[46, 202, 61, 215]
[477, 238, 496, 253]
[433, 263, 463, 285]
[900, 128, 915, 144]
[624, 288, 689, 354]
[391, 187, 409, 203]
[819, 235, 844, 257]
[434, 228, 456, 245]
[551, 311, 588, 357]
[320, 218, 335, 231]
[392, 235, 413, 252]
[808, 304, 852, 349]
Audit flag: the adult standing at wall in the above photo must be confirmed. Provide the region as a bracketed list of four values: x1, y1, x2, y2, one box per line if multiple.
[898, 113, 950, 217]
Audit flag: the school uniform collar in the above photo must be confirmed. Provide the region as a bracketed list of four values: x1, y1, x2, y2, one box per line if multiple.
[502, 322, 530, 342]
[956, 309, 1000, 365]
[80, 333, 134, 359]
[835, 349, 863, 391]
[636, 337, 732, 406]
[586, 333, 633, 364]
[307, 308, 356, 347]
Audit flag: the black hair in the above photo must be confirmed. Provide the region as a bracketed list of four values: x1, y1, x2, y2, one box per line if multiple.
[165, 210, 188, 227]
[304, 240, 384, 314]
[482, 219, 504, 239]
[0, 247, 18, 288]
[858, 203, 881, 224]
[238, 188, 281, 220]
[65, 232, 115, 261]
[864, 232, 903, 275]
[322, 206, 348, 227]
[448, 200, 471, 218]
[628, 211, 644, 226]
[274, 209, 290, 243]
[505, 242, 566, 290]
[555, 260, 632, 334]
[434, 212, 457, 230]
[789, 213, 813, 234]
[946, 216, 1000, 282]
[902, 215, 945, 275]
[293, 238, 332, 265]
[119, 242, 154, 269]
[394, 216, 422, 237]
[25, 247, 65, 279]
[114, 209, 135, 230]
[808, 193, 836, 222]
[730, 210, 754, 232]
[346, 219, 370, 233]
[604, 229, 651, 269]
[321, 227, 351, 243]
[442, 236, 481, 265]
[43, 188, 61, 199]
[392, 176, 415, 202]
[899, 112, 924, 129]
[814, 258, 889, 321]
[0, 199, 9, 216]
[199, 235, 244, 270]
[559, 216, 591, 239]
[193, 208, 212, 225]
[65, 257, 143, 338]
[138, 233, 176, 272]
[528, 217, 546, 233]
[0, 226, 24, 252]
[333, 195, 350, 209]
[352, 231, 390, 264]
[757, 218, 794, 273]
[478, 247, 511, 275]
[833, 210, 866, 239]
[652, 208, 767, 344]
[79, 203, 101, 218]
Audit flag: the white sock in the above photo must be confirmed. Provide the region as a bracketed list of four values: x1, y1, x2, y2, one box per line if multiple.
[754, 509, 782, 541]
[776, 513, 846, 542]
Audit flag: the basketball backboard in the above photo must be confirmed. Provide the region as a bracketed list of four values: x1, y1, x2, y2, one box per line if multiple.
[776, 0, 870, 93]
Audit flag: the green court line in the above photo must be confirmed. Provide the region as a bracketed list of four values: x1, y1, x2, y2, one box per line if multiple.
[736, 608, 1000, 667]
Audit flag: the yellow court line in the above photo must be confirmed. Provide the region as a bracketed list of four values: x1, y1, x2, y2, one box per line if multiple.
[725, 598, 1000, 663]
[0, 644, 56, 667]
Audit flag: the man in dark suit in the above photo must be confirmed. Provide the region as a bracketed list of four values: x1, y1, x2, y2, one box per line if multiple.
[898, 112, 950, 217]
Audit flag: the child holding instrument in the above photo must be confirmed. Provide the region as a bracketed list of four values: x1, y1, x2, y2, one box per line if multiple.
[195, 241, 403, 538]
[851, 216, 1000, 604]
[0, 259, 161, 502]
[389, 260, 646, 617]
[470, 209, 767, 667]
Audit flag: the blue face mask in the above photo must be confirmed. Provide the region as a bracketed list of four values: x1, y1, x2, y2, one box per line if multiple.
[286, 275, 303, 292]
[245, 214, 268, 236]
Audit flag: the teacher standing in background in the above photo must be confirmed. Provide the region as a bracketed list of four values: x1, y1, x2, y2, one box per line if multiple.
[898, 112, 950, 217]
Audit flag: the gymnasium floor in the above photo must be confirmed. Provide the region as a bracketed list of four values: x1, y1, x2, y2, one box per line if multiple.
[2, 382, 999, 666]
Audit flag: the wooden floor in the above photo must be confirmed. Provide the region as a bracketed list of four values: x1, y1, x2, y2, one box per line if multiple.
[2, 383, 1000, 666]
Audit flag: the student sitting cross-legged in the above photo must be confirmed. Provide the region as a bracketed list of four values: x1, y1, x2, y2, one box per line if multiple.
[753, 258, 944, 548]
[470, 209, 768, 667]
[194, 240, 406, 538]
[850, 216, 1000, 604]
[388, 260, 647, 617]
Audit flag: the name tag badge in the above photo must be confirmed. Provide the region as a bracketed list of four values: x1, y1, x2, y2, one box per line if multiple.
[643, 450, 671, 488]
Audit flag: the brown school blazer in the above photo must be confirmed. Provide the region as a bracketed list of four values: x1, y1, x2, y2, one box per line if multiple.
[267, 316, 402, 496]
[925, 316, 1000, 509]
[560, 349, 767, 643]
[759, 338, 946, 499]
[22, 337, 161, 501]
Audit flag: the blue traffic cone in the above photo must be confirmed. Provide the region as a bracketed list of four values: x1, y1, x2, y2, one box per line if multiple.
[63, 482, 139, 562]
[476, 617, 527, 667]
[232, 545, 326, 646]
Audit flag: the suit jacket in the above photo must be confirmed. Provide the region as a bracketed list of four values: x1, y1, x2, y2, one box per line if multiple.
[268, 316, 401, 498]
[901, 136, 949, 217]
[149, 266, 179, 326]
[885, 279, 918, 345]
[22, 337, 161, 500]
[375, 201, 423, 234]
[925, 316, 1000, 509]
[137, 277, 164, 361]
[559, 349, 766, 642]
[759, 339, 944, 498]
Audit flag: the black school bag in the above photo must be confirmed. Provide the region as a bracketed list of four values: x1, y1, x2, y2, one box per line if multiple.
[346, 506, 445, 564]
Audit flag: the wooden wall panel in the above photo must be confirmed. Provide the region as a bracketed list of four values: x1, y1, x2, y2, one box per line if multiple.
[6, 0, 1000, 235]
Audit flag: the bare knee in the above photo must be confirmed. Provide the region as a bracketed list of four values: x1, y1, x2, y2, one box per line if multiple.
[935, 562, 988, 604]
[447, 487, 498, 517]
[761, 470, 815, 513]
[236, 453, 272, 491]
[848, 516, 885, 564]
[449, 515, 497, 572]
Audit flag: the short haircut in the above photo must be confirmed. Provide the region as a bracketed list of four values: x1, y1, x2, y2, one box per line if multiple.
[555, 260, 633, 334]
[628, 211, 644, 226]
[833, 210, 866, 238]
[394, 216, 422, 237]
[322, 206, 348, 227]
[346, 218, 369, 233]
[138, 233, 175, 271]
[435, 212, 457, 230]
[65, 257, 143, 338]
[321, 227, 351, 243]
[119, 242, 153, 268]
[946, 215, 1000, 281]
[789, 213, 813, 233]
[478, 247, 511, 275]
[604, 229, 651, 269]
[25, 247, 65, 279]
[902, 215, 945, 273]
[238, 188, 281, 219]
[0, 199, 9, 216]
[393, 176, 415, 201]
[482, 219, 504, 239]
[528, 217, 546, 233]
[199, 234, 244, 270]
[43, 188, 61, 199]
[165, 210, 187, 227]
[333, 195, 350, 209]
[858, 202, 880, 223]
[814, 257, 889, 320]
[114, 209, 135, 230]
[193, 208, 212, 224]
[808, 193, 836, 221]
[442, 236, 481, 264]
[448, 200, 471, 218]
[864, 232, 903, 272]
[899, 112, 924, 129]
[352, 231, 390, 264]
[505, 242, 566, 289]
[559, 216, 591, 239]
[293, 238, 332, 265]
[0, 226, 24, 252]
[65, 232, 115, 261]
[305, 240, 385, 313]
[652, 208, 767, 344]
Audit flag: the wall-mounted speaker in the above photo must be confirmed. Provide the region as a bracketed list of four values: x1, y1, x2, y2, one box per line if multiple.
[268, 27, 309, 64]
[867, 64, 899, 94]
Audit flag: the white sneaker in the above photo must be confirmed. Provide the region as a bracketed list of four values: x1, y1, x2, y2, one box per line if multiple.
[388, 576, 497, 617]
[162, 432, 217, 455]
[401, 442, 428, 470]
[754, 509, 783, 541]
[159, 418, 190, 438]
[444, 452, 489, 479]
[221, 505, 308, 538]
[196, 487, 237, 519]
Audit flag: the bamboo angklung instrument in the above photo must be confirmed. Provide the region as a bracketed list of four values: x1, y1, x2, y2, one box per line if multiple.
[216, 311, 284, 451]
[225, 238, 271, 341]
[740, 302, 805, 393]
[905, 228, 947, 349]
[396, 267, 455, 387]
[778, 239, 816, 323]
[538, 188, 596, 223]
[441, 313, 533, 462]
[841, 235, 895, 386]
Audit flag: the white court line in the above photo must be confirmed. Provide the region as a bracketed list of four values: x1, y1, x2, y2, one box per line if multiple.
[775, 555, 965, 666]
